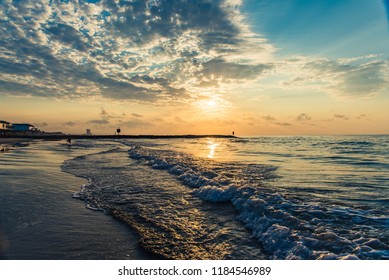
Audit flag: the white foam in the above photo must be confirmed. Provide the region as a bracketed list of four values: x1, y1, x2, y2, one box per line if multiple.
[125, 145, 389, 259]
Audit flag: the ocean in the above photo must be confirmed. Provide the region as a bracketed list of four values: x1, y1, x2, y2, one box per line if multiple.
[1, 135, 388, 259]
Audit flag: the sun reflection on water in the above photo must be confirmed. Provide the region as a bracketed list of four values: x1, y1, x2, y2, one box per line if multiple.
[207, 141, 219, 159]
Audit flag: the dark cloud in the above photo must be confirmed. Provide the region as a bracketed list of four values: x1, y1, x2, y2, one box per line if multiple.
[200, 58, 272, 81]
[104, 0, 240, 51]
[296, 113, 311, 122]
[44, 23, 90, 51]
[132, 113, 143, 118]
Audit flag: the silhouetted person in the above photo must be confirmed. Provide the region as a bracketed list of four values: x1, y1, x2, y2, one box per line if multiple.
[67, 138, 71, 144]
[232, 131, 235, 136]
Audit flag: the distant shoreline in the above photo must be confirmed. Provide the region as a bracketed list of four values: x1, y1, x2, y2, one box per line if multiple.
[0, 134, 236, 141]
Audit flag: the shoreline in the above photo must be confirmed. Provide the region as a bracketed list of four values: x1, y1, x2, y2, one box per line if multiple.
[0, 139, 154, 260]
[0, 138, 34, 152]
[0, 138, 32, 145]
[1, 134, 236, 141]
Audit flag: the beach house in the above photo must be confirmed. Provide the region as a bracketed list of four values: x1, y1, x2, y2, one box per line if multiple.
[0, 120, 11, 136]
[10, 123, 35, 131]
[0, 121, 39, 135]
[0, 120, 11, 130]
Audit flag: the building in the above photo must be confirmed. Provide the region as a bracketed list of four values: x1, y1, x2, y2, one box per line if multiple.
[0, 120, 11, 130]
[1, 121, 37, 135]
[10, 123, 35, 131]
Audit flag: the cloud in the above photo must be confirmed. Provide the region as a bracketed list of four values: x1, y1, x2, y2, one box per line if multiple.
[275, 122, 292, 126]
[296, 113, 311, 122]
[120, 119, 154, 128]
[88, 119, 110, 125]
[284, 57, 389, 99]
[132, 113, 143, 118]
[44, 23, 91, 52]
[100, 107, 107, 116]
[199, 58, 272, 82]
[0, 0, 274, 102]
[64, 121, 76, 127]
[334, 114, 349, 120]
[262, 115, 276, 121]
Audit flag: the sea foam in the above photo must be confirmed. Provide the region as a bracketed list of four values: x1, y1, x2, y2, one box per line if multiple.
[128, 145, 389, 260]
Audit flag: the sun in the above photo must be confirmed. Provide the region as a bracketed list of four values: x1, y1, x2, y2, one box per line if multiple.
[205, 100, 217, 109]
[196, 97, 221, 114]
[194, 95, 230, 116]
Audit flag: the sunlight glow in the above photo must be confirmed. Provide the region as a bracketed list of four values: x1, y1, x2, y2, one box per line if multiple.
[205, 100, 217, 109]
[207, 141, 219, 158]
[195, 95, 229, 116]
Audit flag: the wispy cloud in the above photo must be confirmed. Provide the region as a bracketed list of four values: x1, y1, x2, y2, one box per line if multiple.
[63, 121, 77, 127]
[88, 119, 110, 125]
[262, 115, 276, 122]
[120, 119, 154, 128]
[334, 114, 349, 120]
[275, 122, 292, 126]
[281, 56, 389, 99]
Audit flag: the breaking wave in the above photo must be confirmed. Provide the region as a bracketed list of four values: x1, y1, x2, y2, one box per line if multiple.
[127, 145, 389, 260]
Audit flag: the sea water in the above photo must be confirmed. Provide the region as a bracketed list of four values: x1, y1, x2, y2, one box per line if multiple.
[1, 136, 388, 259]
[63, 135, 388, 260]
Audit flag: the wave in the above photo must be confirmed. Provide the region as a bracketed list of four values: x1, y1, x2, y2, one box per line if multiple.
[62, 147, 267, 259]
[128, 145, 389, 260]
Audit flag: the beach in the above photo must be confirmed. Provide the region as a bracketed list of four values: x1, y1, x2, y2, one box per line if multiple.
[0, 138, 29, 150]
[0, 139, 153, 259]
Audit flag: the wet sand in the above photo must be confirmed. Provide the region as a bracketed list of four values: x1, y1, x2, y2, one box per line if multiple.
[0, 138, 29, 145]
[0, 140, 154, 259]
[0, 138, 32, 150]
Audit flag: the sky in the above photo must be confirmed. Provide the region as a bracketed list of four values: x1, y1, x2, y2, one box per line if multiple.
[0, 0, 388, 135]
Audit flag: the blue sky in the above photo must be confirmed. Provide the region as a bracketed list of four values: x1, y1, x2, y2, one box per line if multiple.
[242, 0, 389, 58]
[0, 0, 388, 134]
